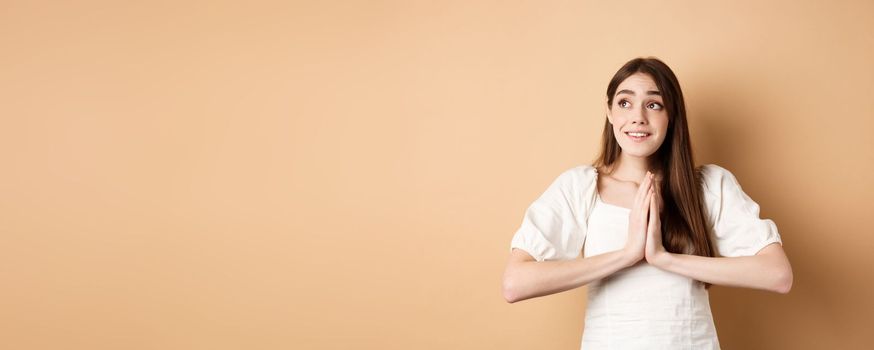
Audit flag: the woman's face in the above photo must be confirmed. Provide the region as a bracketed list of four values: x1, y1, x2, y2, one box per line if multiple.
[606, 72, 670, 159]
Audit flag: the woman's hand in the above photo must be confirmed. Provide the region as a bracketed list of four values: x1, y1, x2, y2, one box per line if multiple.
[623, 171, 654, 266]
[645, 177, 669, 266]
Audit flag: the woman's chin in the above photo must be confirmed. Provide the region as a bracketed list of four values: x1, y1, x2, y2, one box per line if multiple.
[618, 148, 658, 159]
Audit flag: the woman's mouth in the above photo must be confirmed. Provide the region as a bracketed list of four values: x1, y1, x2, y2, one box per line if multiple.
[625, 131, 651, 142]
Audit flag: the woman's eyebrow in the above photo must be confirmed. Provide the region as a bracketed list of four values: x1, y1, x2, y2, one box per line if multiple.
[617, 89, 662, 96]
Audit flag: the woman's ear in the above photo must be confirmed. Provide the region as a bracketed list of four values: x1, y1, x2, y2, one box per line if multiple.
[604, 102, 613, 124]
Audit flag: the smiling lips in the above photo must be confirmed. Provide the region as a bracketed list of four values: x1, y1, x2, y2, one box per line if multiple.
[624, 131, 651, 142]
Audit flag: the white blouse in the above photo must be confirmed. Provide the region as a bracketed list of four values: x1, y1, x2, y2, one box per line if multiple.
[509, 164, 783, 349]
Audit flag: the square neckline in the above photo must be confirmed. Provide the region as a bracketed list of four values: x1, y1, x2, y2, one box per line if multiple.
[593, 168, 632, 211]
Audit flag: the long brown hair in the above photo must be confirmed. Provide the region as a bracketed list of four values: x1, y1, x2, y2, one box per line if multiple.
[594, 57, 715, 280]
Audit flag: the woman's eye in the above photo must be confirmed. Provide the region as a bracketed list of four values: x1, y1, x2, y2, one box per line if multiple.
[648, 102, 663, 110]
[618, 100, 631, 108]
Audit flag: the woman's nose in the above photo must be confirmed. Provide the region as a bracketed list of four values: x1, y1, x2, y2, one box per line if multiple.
[631, 109, 647, 124]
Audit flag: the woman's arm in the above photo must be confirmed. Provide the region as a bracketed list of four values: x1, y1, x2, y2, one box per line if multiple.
[502, 247, 639, 303]
[648, 243, 793, 293]
[644, 182, 793, 293]
[504, 171, 658, 303]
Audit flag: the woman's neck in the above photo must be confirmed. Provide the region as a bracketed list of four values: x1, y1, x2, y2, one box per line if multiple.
[607, 153, 659, 183]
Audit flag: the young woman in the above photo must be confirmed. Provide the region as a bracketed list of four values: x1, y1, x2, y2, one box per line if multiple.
[502, 57, 793, 349]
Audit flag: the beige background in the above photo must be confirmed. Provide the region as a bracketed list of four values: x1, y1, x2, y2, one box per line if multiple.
[2, 0, 872, 349]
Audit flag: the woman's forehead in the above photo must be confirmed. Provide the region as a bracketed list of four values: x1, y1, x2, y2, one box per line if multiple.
[617, 73, 659, 93]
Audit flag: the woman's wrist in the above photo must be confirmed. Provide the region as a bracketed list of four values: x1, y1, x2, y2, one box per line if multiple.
[648, 250, 673, 269]
[620, 247, 643, 268]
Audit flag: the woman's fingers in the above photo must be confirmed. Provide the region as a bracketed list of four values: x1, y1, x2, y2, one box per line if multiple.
[648, 191, 661, 235]
[624, 172, 655, 263]
[642, 173, 654, 207]
[642, 187, 653, 219]
[648, 191, 657, 225]
[634, 171, 653, 207]
[633, 172, 648, 200]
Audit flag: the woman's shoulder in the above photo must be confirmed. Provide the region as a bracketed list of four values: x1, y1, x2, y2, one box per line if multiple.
[565, 164, 598, 176]
[696, 163, 743, 196]
[558, 164, 599, 184]
[544, 164, 598, 193]
[697, 163, 729, 174]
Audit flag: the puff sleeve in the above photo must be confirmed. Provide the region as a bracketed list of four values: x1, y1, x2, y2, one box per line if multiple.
[701, 164, 783, 257]
[509, 168, 587, 262]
